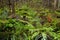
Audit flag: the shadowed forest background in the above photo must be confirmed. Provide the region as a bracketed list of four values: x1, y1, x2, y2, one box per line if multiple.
[0, 0, 60, 40]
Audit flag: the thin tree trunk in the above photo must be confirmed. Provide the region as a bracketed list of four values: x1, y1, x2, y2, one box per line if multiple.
[54, 0, 58, 10]
[58, 0, 60, 8]
[8, 0, 15, 14]
[8, 0, 16, 18]
[11, 0, 15, 14]
[8, 0, 11, 15]
[1, 0, 3, 8]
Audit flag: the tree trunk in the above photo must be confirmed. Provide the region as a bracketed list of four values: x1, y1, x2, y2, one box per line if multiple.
[58, 0, 60, 8]
[11, 0, 15, 14]
[54, 0, 58, 10]
[8, 0, 15, 15]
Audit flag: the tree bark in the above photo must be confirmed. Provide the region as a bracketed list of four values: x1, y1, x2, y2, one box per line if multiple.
[54, 0, 58, 10]
[8, 0, 15, 15]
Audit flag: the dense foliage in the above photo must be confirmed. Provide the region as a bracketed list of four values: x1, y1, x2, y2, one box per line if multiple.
[0, 5, 60, 40]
